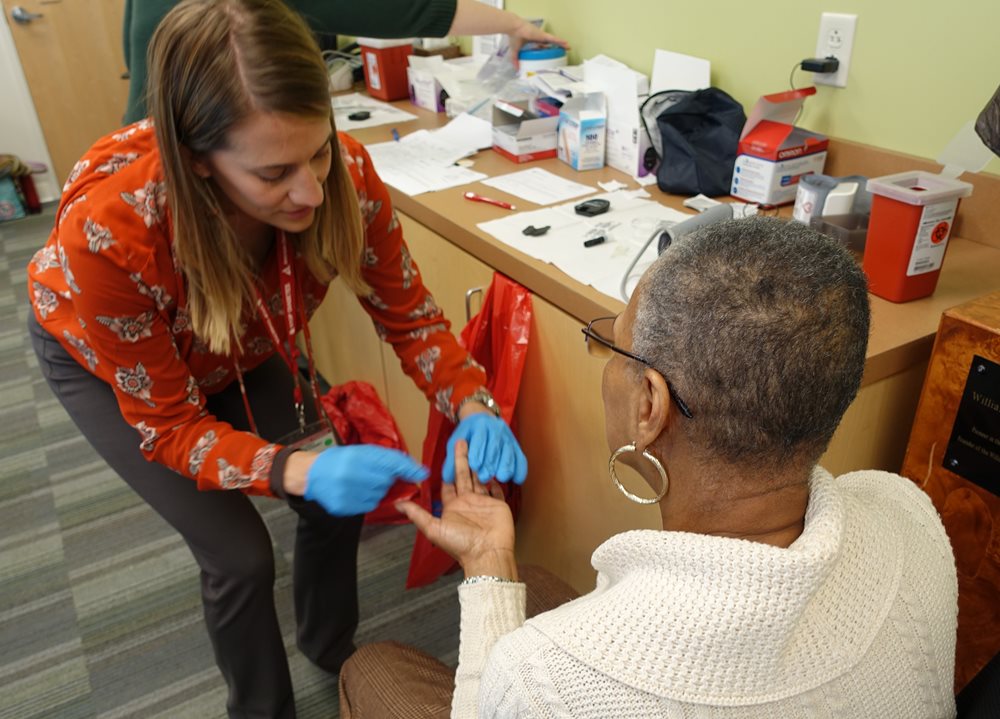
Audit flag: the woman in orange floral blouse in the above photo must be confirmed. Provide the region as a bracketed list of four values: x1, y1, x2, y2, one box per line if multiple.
[26, 1, 525, 716]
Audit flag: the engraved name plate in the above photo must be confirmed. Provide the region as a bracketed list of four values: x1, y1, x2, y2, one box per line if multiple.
[944, 355, 1000, 494]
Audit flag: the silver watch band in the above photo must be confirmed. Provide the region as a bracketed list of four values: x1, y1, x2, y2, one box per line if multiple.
[457, 389, 501, 418]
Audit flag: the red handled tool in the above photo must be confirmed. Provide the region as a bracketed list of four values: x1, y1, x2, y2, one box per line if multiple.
[463, 191, 516, 211]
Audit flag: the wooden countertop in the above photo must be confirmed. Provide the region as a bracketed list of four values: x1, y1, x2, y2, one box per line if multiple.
[345, 101, 1000, 388]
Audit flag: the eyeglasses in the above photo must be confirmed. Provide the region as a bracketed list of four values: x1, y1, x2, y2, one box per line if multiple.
[582, 316, 694, 419]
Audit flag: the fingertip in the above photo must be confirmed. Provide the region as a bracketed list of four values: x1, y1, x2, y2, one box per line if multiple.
[514, 451, 528, 485]
[467, 432, 486, 468]
[495, 443, 515, 483]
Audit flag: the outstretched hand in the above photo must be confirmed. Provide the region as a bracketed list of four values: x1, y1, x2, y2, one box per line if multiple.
[396, 440, 516, 575]
[304, 444, 428, 516]
[507, 22, 568, 67]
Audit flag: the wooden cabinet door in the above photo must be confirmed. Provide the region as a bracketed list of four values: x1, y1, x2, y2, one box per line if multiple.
[308, 278, 389, 403]
[3, 0, 128, 183]
[378, 215, 657, 592]
[382, 214, 495, 457]
[513, 294, 662, 593]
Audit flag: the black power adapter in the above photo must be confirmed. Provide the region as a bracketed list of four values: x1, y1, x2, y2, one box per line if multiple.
[801, 56, 840, 74]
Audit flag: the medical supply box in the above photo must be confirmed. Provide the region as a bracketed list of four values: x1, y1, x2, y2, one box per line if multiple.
[558, 93, 607, 171]
[407, 64, 447, 112]
[582, 55, 653, 179]
[492, 100, 559, 163]
[358, 37, 414, 101]
[407, 56, 482, 113]
[731, 88, 828, 206]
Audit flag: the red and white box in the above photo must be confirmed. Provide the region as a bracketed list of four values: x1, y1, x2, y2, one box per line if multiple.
[491, 99, 558, 163]
[731, 87, 828, 206]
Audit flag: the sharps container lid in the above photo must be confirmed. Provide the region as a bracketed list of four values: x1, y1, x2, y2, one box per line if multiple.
[866, 171, 973, 207]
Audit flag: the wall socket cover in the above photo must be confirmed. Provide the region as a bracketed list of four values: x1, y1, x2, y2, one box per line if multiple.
[814, 12, 858, 88]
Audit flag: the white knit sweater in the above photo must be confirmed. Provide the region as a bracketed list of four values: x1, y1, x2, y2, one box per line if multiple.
[451, 469, 958, 718]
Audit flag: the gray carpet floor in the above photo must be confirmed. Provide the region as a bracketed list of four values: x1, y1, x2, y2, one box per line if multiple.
[0, 206, 461, 718]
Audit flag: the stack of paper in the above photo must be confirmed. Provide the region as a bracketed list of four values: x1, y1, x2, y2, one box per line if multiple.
[366, 112, 502, 196]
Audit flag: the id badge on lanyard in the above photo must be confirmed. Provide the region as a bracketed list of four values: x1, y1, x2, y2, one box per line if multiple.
[278, 420, 339, 453]
[237, 232, 340, 452]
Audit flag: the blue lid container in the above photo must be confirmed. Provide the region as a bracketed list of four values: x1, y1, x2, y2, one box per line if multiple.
[518, 43, 566, 61]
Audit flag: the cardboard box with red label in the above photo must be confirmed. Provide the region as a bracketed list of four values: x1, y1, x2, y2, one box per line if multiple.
[731, 88, 828, 206]
[492, 99, 559, 163]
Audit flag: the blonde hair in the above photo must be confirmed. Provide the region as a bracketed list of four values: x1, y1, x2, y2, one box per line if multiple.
[147, 0, 368, 355]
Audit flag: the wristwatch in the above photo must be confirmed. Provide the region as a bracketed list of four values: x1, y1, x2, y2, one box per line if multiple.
[457, 389, 501, 418]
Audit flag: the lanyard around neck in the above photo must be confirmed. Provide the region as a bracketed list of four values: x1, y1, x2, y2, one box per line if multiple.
[234, 231, 329, 437]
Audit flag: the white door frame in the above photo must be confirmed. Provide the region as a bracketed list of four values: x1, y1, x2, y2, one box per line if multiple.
[0, 6, 59, 203]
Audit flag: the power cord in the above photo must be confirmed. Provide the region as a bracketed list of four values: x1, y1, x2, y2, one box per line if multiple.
[788, 56, 839, 124]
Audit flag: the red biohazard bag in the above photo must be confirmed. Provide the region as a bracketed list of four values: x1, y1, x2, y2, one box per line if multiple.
[320, 380, 418, 525]
[405, 273, 533, 588]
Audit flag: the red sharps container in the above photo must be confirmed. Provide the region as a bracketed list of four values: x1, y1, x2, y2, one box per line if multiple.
[862, 171, 973, 303]
[358, 38, 414, 101]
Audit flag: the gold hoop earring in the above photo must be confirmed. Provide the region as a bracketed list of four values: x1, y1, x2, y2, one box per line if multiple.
[608, 442, 669, 505]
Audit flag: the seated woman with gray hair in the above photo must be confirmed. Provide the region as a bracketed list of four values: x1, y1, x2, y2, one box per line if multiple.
[340, 215, 958, 718]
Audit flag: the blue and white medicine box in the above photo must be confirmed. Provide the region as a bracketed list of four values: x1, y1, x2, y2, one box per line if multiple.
[557, 93, 607, 171]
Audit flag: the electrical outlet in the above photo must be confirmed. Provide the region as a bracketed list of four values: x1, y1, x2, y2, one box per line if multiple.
[814, 12, 857, 88]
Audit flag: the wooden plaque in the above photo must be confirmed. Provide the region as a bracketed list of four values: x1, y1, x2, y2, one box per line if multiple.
[901, 291, 1000, 692]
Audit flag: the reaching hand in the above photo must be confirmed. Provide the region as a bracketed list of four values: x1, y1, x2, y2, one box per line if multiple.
[397, 440, 515, 571]
[508, 20, 568, 66]
[304, 444, 428, 516]
[443, 410, 527, 485]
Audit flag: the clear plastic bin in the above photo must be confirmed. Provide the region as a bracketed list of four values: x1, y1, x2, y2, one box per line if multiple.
[811, 213, 869, 254]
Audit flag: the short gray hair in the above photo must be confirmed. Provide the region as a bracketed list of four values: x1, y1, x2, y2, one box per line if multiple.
[633, 215, 870, 467]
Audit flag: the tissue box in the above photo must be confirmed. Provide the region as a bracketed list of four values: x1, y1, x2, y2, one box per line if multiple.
[557, 93, 607, 171]
[731, 88, 828, 206]
[492, 100, 559, 163]
[407, 64, 446, 112]
[605, 103, 656, 178]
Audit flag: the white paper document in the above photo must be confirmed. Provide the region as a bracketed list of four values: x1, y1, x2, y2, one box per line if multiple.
[367, 129, 487, 196]
[477, 191, 693, 301]
[433, 113, 494, 155]
[481, 168, 597, 206]
[332, 93, 418, 130]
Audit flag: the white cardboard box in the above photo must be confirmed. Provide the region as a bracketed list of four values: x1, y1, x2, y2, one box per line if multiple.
[583, 55, 655, 179]
[407, 56, 483, 113]
[407, 64, 446, 112]
[557, 93, 607, 171]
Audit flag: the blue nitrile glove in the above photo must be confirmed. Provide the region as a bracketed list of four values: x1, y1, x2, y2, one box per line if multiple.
[304, 445, 428, 516]
[443, 412, 528, 485]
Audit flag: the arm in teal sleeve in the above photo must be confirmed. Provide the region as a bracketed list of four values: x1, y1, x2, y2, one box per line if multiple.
[291, 0, 456, 39]
[123, 0, 457, 124]
[122, 0, 178, 124]
[122, 0, 131, 72]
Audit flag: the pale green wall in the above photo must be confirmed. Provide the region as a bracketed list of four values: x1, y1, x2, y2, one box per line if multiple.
[509, 0, 1000, 173]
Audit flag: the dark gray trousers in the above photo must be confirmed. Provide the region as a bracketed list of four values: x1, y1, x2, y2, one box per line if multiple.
[29, 313, 363, 719]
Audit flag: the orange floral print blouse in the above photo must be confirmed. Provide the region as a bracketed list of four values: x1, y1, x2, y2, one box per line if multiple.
[28, 120, 486, 496]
